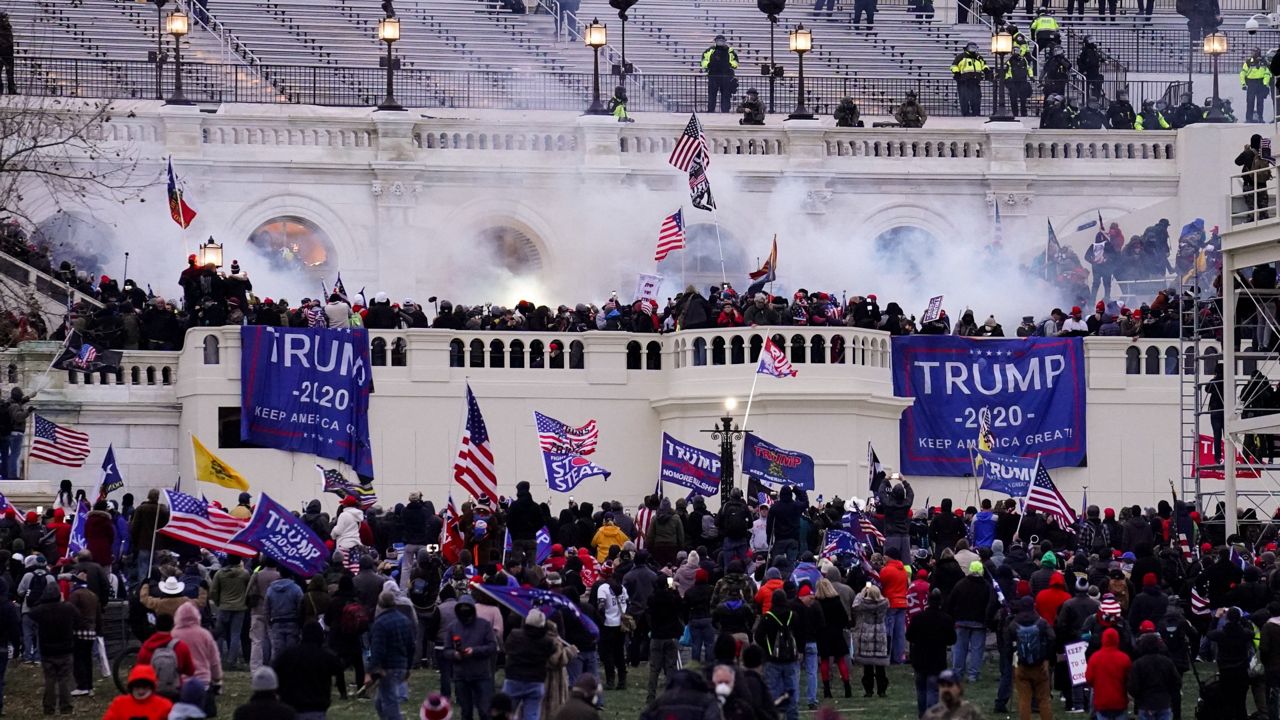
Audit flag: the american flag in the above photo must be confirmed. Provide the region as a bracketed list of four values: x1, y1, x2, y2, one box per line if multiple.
[30, 415, 91, 468]
[73, 344, 97, 369]
[160, 489, 256, 557]
[823, 529, 858, 557]
[667, 113, 710, 172]
[534, 411, 599, 455]
[317, 464, 378, 509]
[688, 156, 716, 212]
[1045, 220, 1062, 281]
[1026, 461, 1077, 529]
[1190, 585, 1210, 616]
[1178, 532, 1196, 563]
[454, 384, 499, 504]
[654, 209, 687, 262]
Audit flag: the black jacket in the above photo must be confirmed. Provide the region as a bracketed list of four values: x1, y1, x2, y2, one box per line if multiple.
[506, 491, 542, 541]
[648, 585, 685, 640]
[504, 623, 557, 682]
[1106, 100, 1136, 129]
[876, 482, 914, 536]
[1129, 639, 1182, 711]
[1128, 586, 1169, 632]
[273, 634, 347, 712]
[639, 671, 720, 720]
[906, 606, 955, 674]
[944, 575, 992, 624]
[1209, 618, 1254, 672]
[233, 693, 298, 720]
[401, 500, 431, 545]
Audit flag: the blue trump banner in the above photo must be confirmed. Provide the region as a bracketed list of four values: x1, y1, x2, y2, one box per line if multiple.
[891, 336, 1086, 476]
[240, 327, 374, 477]
[659, 433, 721, 496]
[741, 433, 815, 490]
[976, 450, 1039, 498]
[536, 526, 552, 564]
[543, 452, 611, 493]
[66, 499, 89, 558]
[230, 493, 328, 577]
[475, 583, 600, 637]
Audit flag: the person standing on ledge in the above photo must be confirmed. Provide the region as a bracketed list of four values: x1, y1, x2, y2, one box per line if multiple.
[950, 43, 988, 117]
[701, 34, 739, 114]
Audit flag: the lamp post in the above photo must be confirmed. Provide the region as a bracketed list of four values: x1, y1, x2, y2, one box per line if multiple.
[702, 398, 746, 506]
[988, 30, 1014, 122]
[197, 236, 223, 267]
[1204, 31, 1229, 123]
[164, 10, 193, 105]
[377, 17, 404, 111]
[583, 19, 610, 115]
[757, 0, 787, 115]
[141, 0, 170, 100]
[608, 0, 637, 83]
[787, 24, 814, 120]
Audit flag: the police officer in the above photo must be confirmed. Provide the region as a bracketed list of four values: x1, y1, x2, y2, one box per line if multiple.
[950, 42, 988, 116]
[1042, 46, 1071, 99]
[607, 85, 634, 122]
[894, 90, 928, 127]
[737, 88, 765, 125]
[1168, 92, 1202, 128]
[1005, 46, 1034, 117]
[1039, 94, 1072, 129]
[1135, 99, 1170, 130]
[1241, 47, 1272, 123]
[1105, 89, 1135, 129]
[1077, 36, 1104, 99]
[1030, 9, 1060, 55]
[834, 97, 864, 127]
[701, 34, 739, 113]
[1076, 97, 1106, 128]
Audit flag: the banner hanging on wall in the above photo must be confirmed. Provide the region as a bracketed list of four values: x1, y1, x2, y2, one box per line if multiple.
[891, 336, 1086, 476]
[240, 326, 375, 476]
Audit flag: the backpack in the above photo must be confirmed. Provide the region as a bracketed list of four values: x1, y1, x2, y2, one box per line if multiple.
[1015, 622, 1045, 666]
[766, 610, 798, 663]
[24, 571, 47, 608]
[723, 502, 751, 538]
[340, 601, 370, 636]
[151, 638, 182, 697]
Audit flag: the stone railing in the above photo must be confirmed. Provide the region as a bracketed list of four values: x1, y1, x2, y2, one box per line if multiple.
[1024, 133, 1177, 161]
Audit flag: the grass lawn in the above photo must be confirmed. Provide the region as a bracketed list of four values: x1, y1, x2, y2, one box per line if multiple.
[1, 658, 1212, 719]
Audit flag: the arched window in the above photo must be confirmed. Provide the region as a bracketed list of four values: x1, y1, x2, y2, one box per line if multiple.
[489, 340, 505, 368]
[730, 336, 745, 365]
[161, 367, 172, 385]
[1144, 346, 1160, 375]
[872, 225, 941, 280]
[1164, 346, 1179, 375]
[692, 337, 708, 367]
[371, 337, 388, 366]
[247, 216, 335, 278]
[626, 341, 642, 370]
[1124, 346, 1140, 374]
[646, 341, 662, 370]
[530, 340, 545, 368]
[790, 335, 806, 364]
[5, 364, 15, 383]
[711, 337, 727, 366]
[469, 339, 485, 368]
[202, 335, 220, 365]
[831, 335, 846, 364]
[810, 335, 826, 364]
[146, 366, 157, 385]
[550, 340, 565, 369]
[569, 340, 585, 369]
[449, 339, 465, 368]
[391, 338, 407, 367]
[750, 335, 763, 363]
[130, 367, 141, 385]
[510, 339, 526, 369]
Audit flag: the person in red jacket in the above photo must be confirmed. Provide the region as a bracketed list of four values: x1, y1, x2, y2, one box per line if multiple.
[1085, 628, 1131, 720]
[1035, 571, 1071, 625]
[880, 546, 910, 664]
[102, 664, 173, 720]
[47, 508, 71, 560]
[137, 614, 196, 695]
[84, 501, 116, 570]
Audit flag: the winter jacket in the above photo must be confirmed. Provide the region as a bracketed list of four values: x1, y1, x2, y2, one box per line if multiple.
[401, 499, 432, 545]
[140, 582, 207, 619]
[103, 666, 173, 720]
[851, 595, 890, 666]
[880, 559, 909, 609]
[816, 596, 850, 657]
[129, 500, 169, 551]
[1035, 574, 1071, 625]
[368, 607, 416, 673]
[649, 585, 685, 640]
[84, 509, 115, 566]
[332, 507, 365, 551]
[591, 525, 630, 562]
[30, 594, 78, 657]
[1128, 586, 1169, 633]
[876, 483, 914, 536]
[1129, 638, 1182, 711]
[1209, 618, 1255, 673]
[648, 510, 685, 549]
[504, 622, 557, 682]
[210, 564, 250, 612]
[1261, 616, 1280, 681]
[443, 609, 497, 679]
[273, 625, 347, 712]
[172, 601, 222, 686]
[265, 578, 302, 625]
[945, 575, 992, 625]
[1085, 628, 1131, 712]
[766, 497, 802, 543]
[972, 511, 997, 549]
[138, 631, 196, 677]
[754, 606, 797, 663]
[754, 579, 785, 614]
[907, 605, 955, 674]
[232, 691, 298, 720]
[639, 671, 721, 720]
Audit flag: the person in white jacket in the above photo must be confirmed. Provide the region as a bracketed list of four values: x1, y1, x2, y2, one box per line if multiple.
[332, 497, 365, 552]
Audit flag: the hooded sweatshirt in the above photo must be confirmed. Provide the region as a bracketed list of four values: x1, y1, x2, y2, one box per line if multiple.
[1085, 628, 1131, 712]
[172, 602, 222, 685]
[1035, 572, 1071, 625]
[972, 510, 997, 549]
[102, 665, 173, 720]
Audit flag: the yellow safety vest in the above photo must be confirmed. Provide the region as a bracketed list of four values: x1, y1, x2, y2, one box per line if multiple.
[1241, 60, 1272, 86]
[1030, 15, 1059, 33]
[951, 54, 987, 75]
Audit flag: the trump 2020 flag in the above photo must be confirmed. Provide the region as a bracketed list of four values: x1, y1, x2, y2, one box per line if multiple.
[758, 337, 797, 377]
[975, 450, 1039, 498]
[230, 493, 328, 577]
[536, 526, 552, 565]
[100, 444, 125, 497]
[543, 452, 611, 493]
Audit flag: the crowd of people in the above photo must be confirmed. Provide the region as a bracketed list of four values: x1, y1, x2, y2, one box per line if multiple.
[0, 475, 1275, 720]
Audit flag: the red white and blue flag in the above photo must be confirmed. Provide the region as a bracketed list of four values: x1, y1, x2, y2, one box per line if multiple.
[1026, 461, 1077, 529]
[668, 114, 710, 172]
[30, 415, 91, 468]
[454, 384, 499, 504]
[757, 336, 797, 378]
[161, 489, 256, 557]
[655, 209, 687, 262]
[534, 411, 599, 455]
[167, 156, 197, 229]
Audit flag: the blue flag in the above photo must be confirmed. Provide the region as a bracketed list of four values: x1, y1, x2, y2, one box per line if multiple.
[475, 583, 599, 637]
[543, 452, 611, 493]
[1230, 547, 1249, 571]
[975, 450, 1039, 498]
[791, 561, 821, 590]
[535, 526, 552, 565]
[741, 433, 815, 490]
[503, 528, 512, 558]
[823, 529, 858, 557]
[658, 433, 721, 497]
[66, 499, 90, 558]
[230, 493, 328, 577]
[100, 444, 124, 497]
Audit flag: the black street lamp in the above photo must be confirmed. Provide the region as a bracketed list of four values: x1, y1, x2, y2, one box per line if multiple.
[702, 398, 746, 505]
[142, 0, 170, 100]
[1203, 32, 1229, 123]
[787, 24, 814, 120]
[988, 30, 1014, 122]
[164, 10, 194, 106]
[583, 19, 610, 115]
[757, 0, 786, 114]
[377, 17, 405, 111]
[609, 0, 637, 83]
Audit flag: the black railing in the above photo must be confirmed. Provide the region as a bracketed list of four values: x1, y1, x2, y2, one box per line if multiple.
[7, 56, 1194, 118]
[1073, 28, 1272, 74]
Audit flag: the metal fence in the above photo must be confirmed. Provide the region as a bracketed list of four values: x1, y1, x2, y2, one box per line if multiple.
[1071, 28, 1276, 74]
[9, 55, 1191, 117]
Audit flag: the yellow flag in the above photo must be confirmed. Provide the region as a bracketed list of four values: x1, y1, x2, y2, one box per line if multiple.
[191, 435, 248, 491]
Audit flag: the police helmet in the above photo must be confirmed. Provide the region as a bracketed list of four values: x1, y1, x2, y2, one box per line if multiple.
[714, 34, 727, 43]
[905, 90, 918, 99]
[965, 41, 978, 52]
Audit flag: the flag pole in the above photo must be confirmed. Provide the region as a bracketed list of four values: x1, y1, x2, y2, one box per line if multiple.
[1013, 455, 1040, 545]
[741, 366, 762, 435]
[710, 207, 727, 287]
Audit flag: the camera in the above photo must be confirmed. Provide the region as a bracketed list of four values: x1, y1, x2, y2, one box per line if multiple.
[1247, 17, 1259, 33]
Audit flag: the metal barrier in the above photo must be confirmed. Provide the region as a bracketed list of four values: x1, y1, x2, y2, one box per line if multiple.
[1228, 164, 1279, 228]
